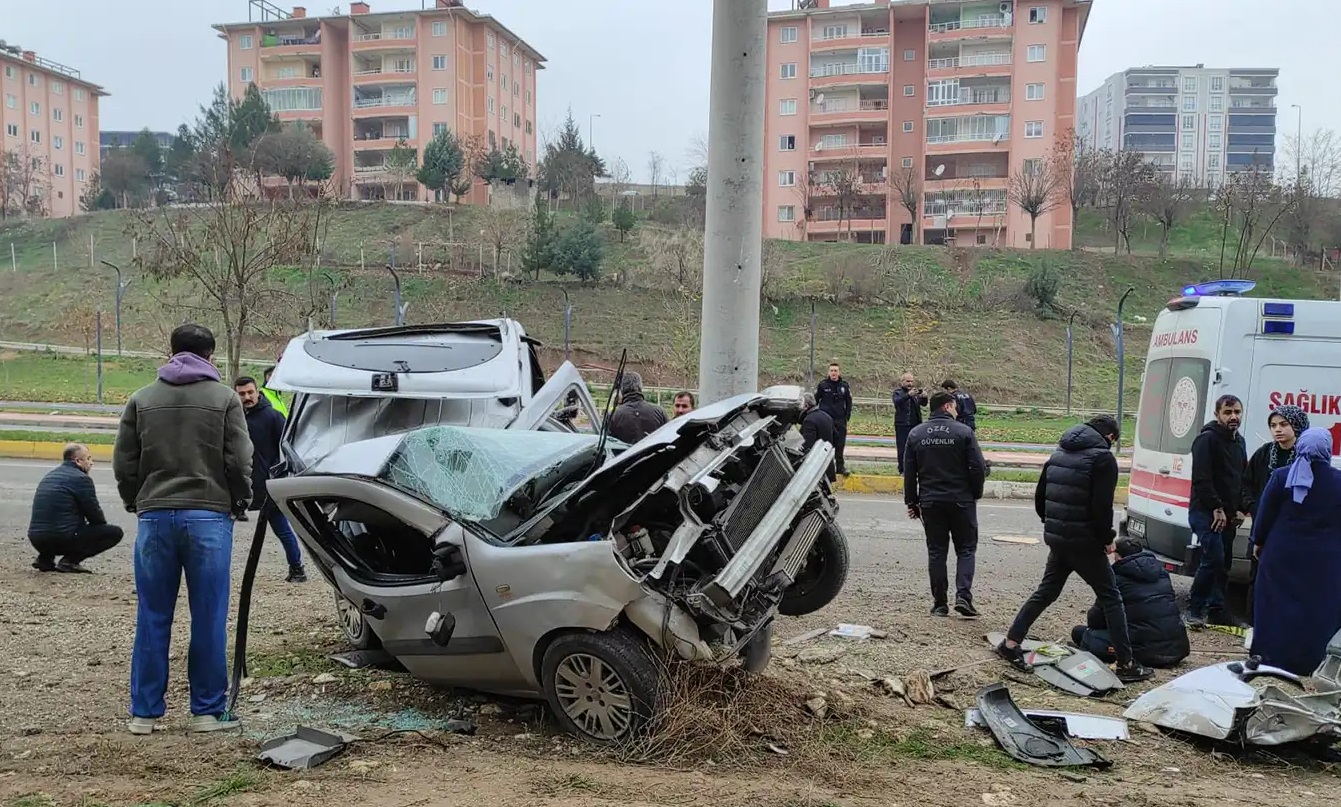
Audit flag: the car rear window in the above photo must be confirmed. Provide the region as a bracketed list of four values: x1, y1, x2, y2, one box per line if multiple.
[304, 331, 504, 373]
[1136, 357, 1211, 454]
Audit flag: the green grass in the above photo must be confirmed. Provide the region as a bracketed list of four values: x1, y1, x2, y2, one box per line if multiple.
[245, 647, 333, 678]
[828, 725, 1021, 771]
[0, 429, 116, 445]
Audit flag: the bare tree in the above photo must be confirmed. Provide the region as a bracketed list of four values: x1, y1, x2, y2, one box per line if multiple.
[1, 145, 50, 218]
[1214, 163, 1298, 278]
[1280, 128, 1341, 263]
[385, 139, 419, 202]
[1141, 171, 1198, 257]
[1098, 149, 1154, 254]
[685, 131, 709, 168]
[1008, 159, 1065, 248]
[661, 290, 701, 383]
[1053, 129, 1103, 250]
[816, 161, 862, 238]
[647, 151, 665, 199]
[478, 206, 526, 278]
[609, 157, 633, 202]
[889, 165, 922, 245]
[646, 228, 704, 290]
[1282, 127, 1341, 197]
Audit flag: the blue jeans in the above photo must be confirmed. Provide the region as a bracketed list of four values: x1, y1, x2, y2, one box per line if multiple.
[267, 509, 303, 568]
[130, 510, 233, 719]
[1187, 509, 1236, 617]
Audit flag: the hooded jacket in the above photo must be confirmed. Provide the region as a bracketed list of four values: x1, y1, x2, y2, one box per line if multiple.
[244, 394, 288, 511]
[607, 391, 668, 445]
[113, 353, 253, 515]
[1086, 550, 1190, 668]
[1190, 421, 1247, 514]
[1035, 424, 1120, 549]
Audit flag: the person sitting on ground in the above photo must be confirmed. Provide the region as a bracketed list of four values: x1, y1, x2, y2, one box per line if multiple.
[1070, 538, 1189, 668]
[27, 443, 124, 573]
[798, 392, 836, 482]
[672, 390, 696, 417]
[607, 371, 667, 444]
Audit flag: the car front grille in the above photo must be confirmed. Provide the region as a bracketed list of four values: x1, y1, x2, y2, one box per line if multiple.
[720, 445, 793, 552]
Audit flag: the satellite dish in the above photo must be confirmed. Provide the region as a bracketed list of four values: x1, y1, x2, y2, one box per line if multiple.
[934, 164, 946, 176]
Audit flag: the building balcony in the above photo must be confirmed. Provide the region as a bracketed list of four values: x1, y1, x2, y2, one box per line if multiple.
[353, 31, 417, 51]
[811, 29, 892, 51]
[809, 211, 888, 233]
[352, 66, 417, 83]
[926, 87, 1010, 113]
[811, 99, 890, 125]
[926, 131, 1009, 151]
[1125, 99, 1177, 110]
[809, 63, 890, 88]
[928, 15, 1012, 40]
[810, 140, 889, 160]
[352, 164, 392, 179]
[1125, 81, 1178, 93]
[1228, 79, 1277, 94]
[259, 31, 322, 58]
[928, 52, 1012, 75]
[353, 94, 417, 115]
[354, 135, 410, 150]
[922, 206, 1007, 228]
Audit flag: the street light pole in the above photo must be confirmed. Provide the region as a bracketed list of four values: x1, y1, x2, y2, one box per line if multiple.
[100, 260, 130, 357]
[589, 113, 600, 150]
[1290, 104, 1302, 182]
[1066, 310, 1078, 417]
[323, 272, 339, 328]
[1114, 287, 1135, 451]
[697, 0, 767, 405]
[562, 288, 572, 362]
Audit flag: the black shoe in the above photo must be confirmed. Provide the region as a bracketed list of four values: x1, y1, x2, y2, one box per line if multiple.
[1207, 610, 1247, 629]
[930, 604, 950, 617]
[1116, 662, 1155, 683]
[1184, 611, 1207, 630]
[286, 565, 308, 583]
[32, 556, 56, 572]
[954, 597, 980, 619]
[996, 641, 1034, 672]
[56, 560, 92, 574]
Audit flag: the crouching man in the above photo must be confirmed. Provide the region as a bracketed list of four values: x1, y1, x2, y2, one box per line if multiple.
[1071, 538, 1189, 669]
[27, 443, 124, 573]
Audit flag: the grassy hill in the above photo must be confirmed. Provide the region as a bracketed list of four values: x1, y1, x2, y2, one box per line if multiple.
[0, 202, 1334, 418]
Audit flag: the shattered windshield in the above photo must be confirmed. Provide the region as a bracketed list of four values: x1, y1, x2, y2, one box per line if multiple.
[380, 426, 599, 525]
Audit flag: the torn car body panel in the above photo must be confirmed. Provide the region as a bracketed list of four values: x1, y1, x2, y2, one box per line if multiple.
[975, 684, 1112, 768]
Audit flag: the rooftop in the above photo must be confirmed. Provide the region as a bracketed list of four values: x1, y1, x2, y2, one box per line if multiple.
[0, 43, 108, 94]
[767, 0, 1094, 44]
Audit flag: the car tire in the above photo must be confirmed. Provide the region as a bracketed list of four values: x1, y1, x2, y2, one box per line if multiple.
[540, 629, 663, 744]
[778, 522, 850, 617]
[334, 591, 381, 651]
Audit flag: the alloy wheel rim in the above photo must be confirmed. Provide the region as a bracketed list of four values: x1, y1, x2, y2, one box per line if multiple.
[553, 652, 634, 740]
[334, 594, 365, 641]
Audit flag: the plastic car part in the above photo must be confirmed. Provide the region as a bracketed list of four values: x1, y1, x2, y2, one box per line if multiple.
[965, 708, 1129, 740]
[1034, 651, 1125, 697]
[975, 684, 1112, 769]
[258, 726, 359, 770]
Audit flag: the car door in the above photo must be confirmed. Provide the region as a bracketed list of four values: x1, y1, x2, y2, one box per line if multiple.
[506, 360, 603, 434]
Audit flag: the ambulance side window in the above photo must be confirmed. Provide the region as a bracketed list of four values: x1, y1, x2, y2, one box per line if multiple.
[1137, 359, 1171, 452]
[1139, 357, 1211, 454]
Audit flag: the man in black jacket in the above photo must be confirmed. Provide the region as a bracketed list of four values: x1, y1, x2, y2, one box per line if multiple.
[996, 416, 1155, 683]
[893, 372, 928, 474]
[904, 392, 987, 617]
[815, 363, 852, 476]
[1185, 395, 1248, 629]
[235, 377, 307, 583]
[799, 392, 837, 482]
[27, 443, 124, 573]
[941, 379, 977, 432]
[1070, 539, 1190, 668]
[608, 372, 668, 445]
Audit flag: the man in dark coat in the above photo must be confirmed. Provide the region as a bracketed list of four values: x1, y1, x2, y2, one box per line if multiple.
[996, 415, 1155, 683]
[893, 372, 927, 474]
[815, 362, 853, 476]
[235, 377, 306, 583]
[608, 371, 668, 444]
[1071, 539, 1190, 668]
[798, 392, 836, 482]
[27, 443, 124, 573]
[1186, 395, 1248, 629]
[904, 392, 986, 618]
[941, 379, 977, 432]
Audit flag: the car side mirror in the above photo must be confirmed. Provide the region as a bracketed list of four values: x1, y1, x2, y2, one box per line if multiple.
[425, 611, 456, 647]
[432, 544, 467, 583]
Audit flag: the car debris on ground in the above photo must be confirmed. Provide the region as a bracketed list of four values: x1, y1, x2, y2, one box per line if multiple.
[984, 633, 1124, 697]
[965, 707, 1130, 741]
[258, 726, 360, 770]
[974, 684, 1112, 769]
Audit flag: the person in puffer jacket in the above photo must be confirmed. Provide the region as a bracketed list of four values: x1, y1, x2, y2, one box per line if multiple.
[1071, 539, 1190, 668]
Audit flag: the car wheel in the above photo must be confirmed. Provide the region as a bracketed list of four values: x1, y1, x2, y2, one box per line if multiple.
[334, 591, 381, 650]
[778, 522, 850, 617]
[541, 629, 662, 744]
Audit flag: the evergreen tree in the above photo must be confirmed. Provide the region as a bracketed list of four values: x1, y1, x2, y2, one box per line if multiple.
[417, 128, 466, 202]
[521, 192, 554, 279]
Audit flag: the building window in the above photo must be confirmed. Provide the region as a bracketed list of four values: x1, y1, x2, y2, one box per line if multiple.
[1182, 94, 1196, 111]
[1183, 76, 1197, 92]
[1180, 157, 1193, 171]
[1206, 172, 1220, 188]
[526, 90, 532, 106]
[1210, 76, 1224, 92]
[501, 43, 510, 58]
[779, 134, 796, 151]
[1181, 133, 1194, 149]
[502, 75, 509, 91]
[501, 104, 507, 119]
[53, 135, 63, 149]
[3, 94, 13, 108]
[1025, 120, 1044, 138]
[526, 120, 533, 134]
[778, 205, 796, 222]
[1209, 116, 1222, 131]
[487, 32, 496, 49]
[903, 85, 915, 97]
[780, 98, 797, 115]
[52, 108, 63, 122]
[76, 168, 86, 182]
[1183, 114, 1195, 130]
[432, 20, 447, 36]
[52, 81, 64, 95]
[901, 156, 913, 168]
[779, 170, 796, 187]
[1027, 45, 1046, 62]
[1023, 158, 1043, 175]
[54, 163, 64, 177]
[1029, 6, 1048, 23]
[1026, 83, 1045, 100]
[514, 113, 521, 127]
[75, 88, 86, 101]
[433, 88, 447, 104]
[275, 66, 299, 78]
[29, 101, 39, 116]
[525, 59, 532, 73]
[780, 62, 797, 79]
[3, 65, 13, 78]
[487, 65, 494, 81]
[513, 83, 519, 96]
[1209, 133, 1222, 149]
[75, 141, 85, 155]
[903, 49, 916, 61]
[4, 123, 16, 137]
[487, 96, 495, 113]
[433, 55, 447, 70]
[903, 120, 914, 133]
[1210, 95, 1223, 112]
[780, 26, 797, 43]
[433, 122, 448, 135]
[1207, 151, 1221, 166]
[28, 73, 38, 87]
[240, 34, 254, 49]
[30, 130, 40, 144]
[241, 67, 253, 83]
[74, 114, 84, 129]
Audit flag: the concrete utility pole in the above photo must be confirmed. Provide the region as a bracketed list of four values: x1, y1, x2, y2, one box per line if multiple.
[697, 0, 767, 405]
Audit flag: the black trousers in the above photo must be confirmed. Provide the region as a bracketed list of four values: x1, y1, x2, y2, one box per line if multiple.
[896, 425, 913, 473]
[30, 523, 124, 564]
[1007, 543, 1134, 665]
[921, 502, 978, 605]
[832, 418, 848, 473]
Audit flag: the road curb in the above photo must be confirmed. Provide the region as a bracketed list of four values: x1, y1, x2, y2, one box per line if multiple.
[0, 440, 115, 462]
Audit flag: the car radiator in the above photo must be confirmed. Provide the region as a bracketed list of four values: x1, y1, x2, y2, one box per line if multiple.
[719, 445, 793, 552]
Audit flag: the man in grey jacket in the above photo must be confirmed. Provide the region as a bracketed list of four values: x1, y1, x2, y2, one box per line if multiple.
[114, 323, 253, 737]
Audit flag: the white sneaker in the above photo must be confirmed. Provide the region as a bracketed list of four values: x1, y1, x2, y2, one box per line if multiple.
[188, 713, 241, 733]
[127, 717, 158, 736]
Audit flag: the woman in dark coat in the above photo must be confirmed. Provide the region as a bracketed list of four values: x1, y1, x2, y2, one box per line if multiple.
[1250, 428, 1341, 676]
[1240, 404, 1308, 624]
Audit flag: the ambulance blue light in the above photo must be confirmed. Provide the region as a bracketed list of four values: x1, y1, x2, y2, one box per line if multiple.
[1262, 320, 1295, 335]
[1182, 279, 1257, 297]
[1262, 302, 1295, 318]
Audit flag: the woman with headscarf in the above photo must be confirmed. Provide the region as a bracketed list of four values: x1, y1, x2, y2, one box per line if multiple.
[1249, 428, 1341, 676]
[1239, 405, 1309, 624]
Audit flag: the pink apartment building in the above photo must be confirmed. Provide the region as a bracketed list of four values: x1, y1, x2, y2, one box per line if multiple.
[764, 0, 1090, 249]
[1, 46, 105, 218]
[213, 0, 543, 203]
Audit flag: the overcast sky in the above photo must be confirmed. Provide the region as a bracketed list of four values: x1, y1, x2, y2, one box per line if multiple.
[7, 0, 1333, 181]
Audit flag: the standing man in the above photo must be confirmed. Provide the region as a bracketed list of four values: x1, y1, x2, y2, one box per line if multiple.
[941, 379, 977, 432]
[27, 443, 124, 573]
[672, 391, 696, 417]
[114, 323, 253, 736]
[815, 362, 853, 476]
[798, 392, 836, 482]
[996, 415, 1155, 683]
[893, 372, 928, 474]
[904, 391, 986, 617]
[234, 376, 307, 583]
[1185, 395, 1249, 629]
[608, 372, 668, 444]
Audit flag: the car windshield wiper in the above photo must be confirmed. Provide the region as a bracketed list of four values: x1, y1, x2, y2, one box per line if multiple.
[594, 349, 627, 462]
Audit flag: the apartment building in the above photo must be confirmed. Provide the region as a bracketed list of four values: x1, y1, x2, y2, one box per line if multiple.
[100, 130, 175, 156]
[0, 44, 105, 218]
[213, 0, 543, 203]
[1078, 65, 1278, 188]
[765, 0, 1090, 249]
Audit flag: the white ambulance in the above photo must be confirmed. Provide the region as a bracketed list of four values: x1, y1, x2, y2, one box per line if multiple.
[1121, 279, 1341, 584]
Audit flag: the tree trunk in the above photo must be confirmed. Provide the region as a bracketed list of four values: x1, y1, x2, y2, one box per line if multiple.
[1029, 216, 1038, 249]
[1158, 225, 1170, 258]
[1070, 202, 1081, 250]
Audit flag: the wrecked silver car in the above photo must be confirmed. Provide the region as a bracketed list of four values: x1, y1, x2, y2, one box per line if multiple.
[267, 387, 849, 742]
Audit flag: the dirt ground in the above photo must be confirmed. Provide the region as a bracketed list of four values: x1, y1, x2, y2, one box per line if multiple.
[0, 463, 1335, 807]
